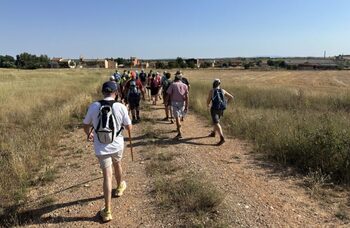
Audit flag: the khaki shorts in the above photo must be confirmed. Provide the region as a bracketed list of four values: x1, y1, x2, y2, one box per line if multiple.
[96, 151, 123, 169]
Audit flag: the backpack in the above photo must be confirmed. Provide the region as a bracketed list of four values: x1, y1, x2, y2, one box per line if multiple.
[211, 89, 227, 110]
[151, 77, 160, 88]
[95, 100, 123, 144]
[162, 79, 171, 91]
[127, 80, 141, 103]
[139, 72, 147, 82]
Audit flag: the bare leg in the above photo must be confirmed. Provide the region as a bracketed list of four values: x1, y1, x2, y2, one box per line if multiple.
[113, 160, 122, 187]
[102, 165, 113, 211]
[214, 123, 224, 138]
[175, 117, 182, 135]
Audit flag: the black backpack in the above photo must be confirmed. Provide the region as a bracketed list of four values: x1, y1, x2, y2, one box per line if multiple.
[162, 79, 171, 91]
[139, 72, 147, 82]
[95, 100, 123, 144]
[211, 89, 227, 110]
[127, 80, 141, 103]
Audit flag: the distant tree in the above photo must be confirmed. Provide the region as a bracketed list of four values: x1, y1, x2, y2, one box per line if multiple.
[185, 58, 196, 68]
[0, 55, 16, 68]
[267, 59, 274, 67]
[14, 52, 50, 69]
[167, 61, 178, 69]
[155, 61, 166, 69]
[116, 58, 125, 65]
[176, 57, 184, 66]
[279, 61, 286, 68]
[201, 61, 211, 68]
[243, 62, 254, 69]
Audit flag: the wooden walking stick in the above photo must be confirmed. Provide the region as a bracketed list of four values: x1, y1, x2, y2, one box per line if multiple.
[128, 129, 134, 161]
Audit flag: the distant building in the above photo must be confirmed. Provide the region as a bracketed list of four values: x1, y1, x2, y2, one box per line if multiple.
[130, 57, 140, 67]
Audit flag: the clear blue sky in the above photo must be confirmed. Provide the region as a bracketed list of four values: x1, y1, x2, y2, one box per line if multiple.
[1, 0, 349, 59]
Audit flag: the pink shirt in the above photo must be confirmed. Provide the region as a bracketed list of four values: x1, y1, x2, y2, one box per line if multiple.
[166, 81, 188, 102]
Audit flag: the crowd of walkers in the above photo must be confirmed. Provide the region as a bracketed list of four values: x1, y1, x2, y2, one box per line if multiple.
[83, 69, 233, 222]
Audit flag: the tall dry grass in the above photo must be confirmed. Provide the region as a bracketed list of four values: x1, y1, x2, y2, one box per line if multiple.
[189, 74, 350, 184]
[0, 69, 111, 212]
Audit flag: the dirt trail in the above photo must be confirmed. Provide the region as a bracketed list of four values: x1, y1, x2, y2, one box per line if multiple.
[18, 101, 348, 227]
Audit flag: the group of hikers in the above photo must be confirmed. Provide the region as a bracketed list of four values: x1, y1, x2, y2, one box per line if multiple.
[83, 70, 233, 222]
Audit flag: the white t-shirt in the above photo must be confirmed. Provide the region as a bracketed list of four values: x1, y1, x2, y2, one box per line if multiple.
[83, 97, 132, 156]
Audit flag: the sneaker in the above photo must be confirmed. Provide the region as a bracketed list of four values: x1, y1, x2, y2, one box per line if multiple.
[100, 208, 112, 222]
[170, 119, 174, 124]
[115, 181, 127, 197]
[208, 131, 216, 137]
[217, 137, 225, 146]
[162, 117, 169, 121]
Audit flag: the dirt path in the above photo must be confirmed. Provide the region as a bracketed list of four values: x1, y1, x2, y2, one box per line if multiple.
[18, 101, 349, 227]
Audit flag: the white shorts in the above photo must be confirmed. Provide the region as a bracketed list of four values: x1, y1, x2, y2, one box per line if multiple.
[96, 151, 123, 169]
[171, 101, 185, 118]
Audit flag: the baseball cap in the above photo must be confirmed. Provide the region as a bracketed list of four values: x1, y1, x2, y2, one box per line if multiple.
[102, 81, 117, 93]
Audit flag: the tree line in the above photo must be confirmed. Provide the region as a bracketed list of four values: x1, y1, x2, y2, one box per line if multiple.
[0, 53, 50, 69]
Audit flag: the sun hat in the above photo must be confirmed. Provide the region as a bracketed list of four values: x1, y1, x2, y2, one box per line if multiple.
[102, 81, 117, 93]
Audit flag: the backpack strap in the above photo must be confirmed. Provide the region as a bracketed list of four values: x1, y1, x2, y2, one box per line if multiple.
[98, 99, 116, 107]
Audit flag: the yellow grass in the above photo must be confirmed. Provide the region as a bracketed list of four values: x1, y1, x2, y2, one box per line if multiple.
[183, 69, 350, 184]
[0, 68, 113, 211]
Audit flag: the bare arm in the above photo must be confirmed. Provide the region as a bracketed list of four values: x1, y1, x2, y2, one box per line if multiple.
[83, 124, 93, 142]
[207, 89, 213, 107]
[124, 124, 132, 132]
[222, 89, 234, 101]
[184, 93, 189, 111]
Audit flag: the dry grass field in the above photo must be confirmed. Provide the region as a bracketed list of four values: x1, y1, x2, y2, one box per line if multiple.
[186, 69, 350, 185]
[1, 68, 350, 224]
[0, 69, 111, 211]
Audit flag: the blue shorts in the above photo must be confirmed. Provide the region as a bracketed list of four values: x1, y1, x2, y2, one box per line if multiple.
[210, 108, 223, 124]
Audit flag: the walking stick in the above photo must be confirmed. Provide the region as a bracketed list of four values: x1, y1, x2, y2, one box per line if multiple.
[128, 129, 134, 161]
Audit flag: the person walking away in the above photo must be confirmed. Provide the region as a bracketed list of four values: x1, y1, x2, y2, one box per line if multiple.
[175, 71, 190, 121]
[109, 75, 122, 102]
[166, 74, 189, 138]
[150, 73, 161, 105]
[139, 69, 147, 96]
[146, 70, 153, 100]
[162, 72, 174, 123]
[124, 71, 145, 123]
[83, 81, 132, 222]
[207, 79, 233, 146]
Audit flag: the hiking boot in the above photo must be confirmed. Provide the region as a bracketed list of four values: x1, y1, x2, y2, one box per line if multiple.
[115, 181, 127, 197]
[100, 208, 112, 222]
[132, 119, 137, 124]
[217, 136, 225, 146]
[170, 119, 174, 124]
[208, 131, 216, 137]
[162, 117, 169, 121]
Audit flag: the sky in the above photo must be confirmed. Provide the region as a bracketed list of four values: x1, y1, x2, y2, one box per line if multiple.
[0, 0, 350, 59]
